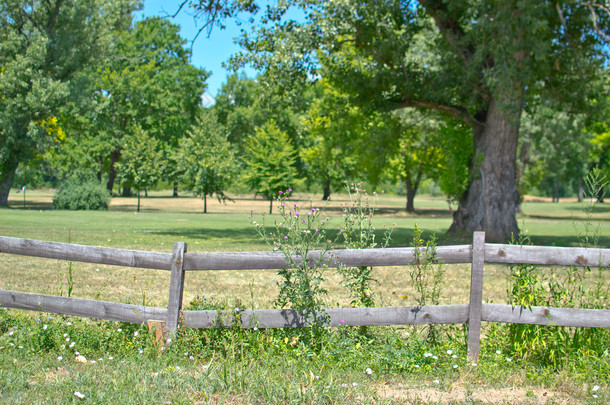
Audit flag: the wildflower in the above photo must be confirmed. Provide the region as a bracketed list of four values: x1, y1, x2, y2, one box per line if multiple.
[69, 342, 75, 348]
[592, 385, 600, 392]
[340, 320, 345, 324]
[66, 322, 72, 326]
[288, 188, 292, 192]
[352, 382, 358, 387]
[63, 333, 68, 338]
[452, 355, 457, 359]
[17, 346, 23, 349]
[471, 363, 478, 366]
[43, 325, 47, 330]
[506, 358, 512, 362]
[433, 379, 440, 384]
[75, 355, 87, 363]
[432, 356, 438, 360]
[57, 356, 63, 361]
[495, 350, 501, 355]
[341, 383, 348, 388]
[117, 328, 122, 332]
[66, 338, 70, 342]
[365, 368, 373, 375]
[190, 356, 194, 360]
[295, 212, 300, 216]
[414, 365, 420, 368]
[74, 392, 85, 399]
[453, 365, 458, 369]
[134, 331, 138, 337]
[108, 356, 114, 360]
[447, 350, 453, 355]
[279, 191, 283, 194]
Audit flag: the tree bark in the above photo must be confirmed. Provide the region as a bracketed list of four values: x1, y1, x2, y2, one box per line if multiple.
[106, 146, 121, 193]
[322, 179, 331, 201]
[449, 98, 521, 242]
[203, 194, 207, 213]
[0, 160, 18, 207]
[405, 165, 423, 213]
[173, 183, 179, 197]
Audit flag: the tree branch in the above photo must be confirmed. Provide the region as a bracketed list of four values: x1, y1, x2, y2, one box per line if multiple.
[399, 99, 478, 127]
[419, 0, 475, 63]
[582, 2, 610, 43]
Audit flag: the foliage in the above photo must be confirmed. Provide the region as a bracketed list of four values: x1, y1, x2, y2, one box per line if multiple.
[410, 224, 445, 344]
[338, 183, 393, 309]
[52, 178, 110, 211]
[251, 190, 332, 335]
[0, 0, 139, 205]
[486, 230, 610, 369]
[189, 0, 610, 241]
[116, 126, 165, 212]
[177, 112, 238, 213]
[241, 120, 300, 213]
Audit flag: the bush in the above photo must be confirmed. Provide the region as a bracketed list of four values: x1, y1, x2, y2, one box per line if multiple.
[52, 179, 110, 210]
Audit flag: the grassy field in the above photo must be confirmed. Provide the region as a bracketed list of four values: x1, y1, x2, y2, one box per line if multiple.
[0, 189, 608, 403]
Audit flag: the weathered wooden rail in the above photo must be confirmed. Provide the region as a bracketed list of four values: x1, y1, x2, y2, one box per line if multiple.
[1, 233, 609, 361]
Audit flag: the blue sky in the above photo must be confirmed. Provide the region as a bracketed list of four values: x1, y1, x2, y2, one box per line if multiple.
[141, 0, 259, 100]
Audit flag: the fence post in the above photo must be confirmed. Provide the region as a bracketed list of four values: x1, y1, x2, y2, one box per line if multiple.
[467, 232, 485, 362]
[167, 242, 187, 338]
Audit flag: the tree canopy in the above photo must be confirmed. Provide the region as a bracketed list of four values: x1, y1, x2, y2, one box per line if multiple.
[187, 0, 609, 241]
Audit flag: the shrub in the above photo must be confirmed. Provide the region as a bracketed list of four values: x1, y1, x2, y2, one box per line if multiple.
[52, 179, 110, 210]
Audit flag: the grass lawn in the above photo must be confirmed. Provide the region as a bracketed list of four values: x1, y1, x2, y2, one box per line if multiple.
[0, 189, 608, 403]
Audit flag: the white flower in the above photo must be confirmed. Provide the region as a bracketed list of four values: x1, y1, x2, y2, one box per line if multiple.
[432, 356, 438, 360]
[133, 331, 138, 337]
[424, 352, 432, 357]
[63, 334, 68, 338]
[365, 368, 373, 375]
[496, 350, 501, 355]
[433, 379, 440, 384]
[341, 383, 348, 388]
[471, 363, 478, 366]
[43, 325, 48, 330]
[117, 328, 122, 332]
[592, 385, 600, 392]
[74, 392, 85, 399]
[90, 360, 96, 364]
[452, 355, 457, 359]
[17, 345, 23, 349]
[65, 338, 70, 342]
[593, 394, 599, 398]
[414, 365, 420, 368]
[506, 358, 512, 362]
[66, 322, 72, 326]
[57, 356, 63, 361]
[352, 382, 358, 387]
[446, 350, 453, 355]
[8, 331, 13, 336]
[75, 355, 87, 363]
[108, 356, 113, 360]
[69, 342, 75, 348]
[189, 356, 194, 360]
[453, 365, 458, 369]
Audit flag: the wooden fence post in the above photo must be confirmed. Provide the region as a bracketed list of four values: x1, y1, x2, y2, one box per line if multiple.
[167, 242, 187, 338]
[467, 232, 485, 362]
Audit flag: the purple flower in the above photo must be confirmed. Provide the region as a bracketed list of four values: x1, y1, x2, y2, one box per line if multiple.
[311, 208, 316, 212]
[315, 229, 319, 232]
[295, 212, 300, 216]
[340, 320, 345, 324]
[279, 190, 283, 194]
[288, 188, 292, 192]
[284, 236, 288, 240]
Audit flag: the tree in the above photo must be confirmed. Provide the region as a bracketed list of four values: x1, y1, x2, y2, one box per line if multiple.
[187, 0, 609, 241]
[116, 126, 164, 212]
[241, 120, 300, 213]
[177, 112, 237, 213]
[77, 16, 208, 194]
[0, 0, 138, 206]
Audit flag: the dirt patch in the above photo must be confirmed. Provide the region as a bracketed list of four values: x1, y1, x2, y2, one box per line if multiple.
[376, 383, 576, 404]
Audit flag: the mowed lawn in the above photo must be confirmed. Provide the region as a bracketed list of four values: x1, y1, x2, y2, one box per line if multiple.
[1, 189, 608, 309]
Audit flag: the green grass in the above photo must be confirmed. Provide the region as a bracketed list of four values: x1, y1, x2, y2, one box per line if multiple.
[0, 190, 609, 403]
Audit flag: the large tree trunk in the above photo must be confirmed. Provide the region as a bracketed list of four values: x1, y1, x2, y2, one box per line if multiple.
[449, 98, 521, 242]
[0, 161, 18, 207]
[405, 165, 423, 213]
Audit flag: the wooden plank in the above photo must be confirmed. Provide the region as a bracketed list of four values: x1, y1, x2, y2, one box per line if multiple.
[183, 245, 473, 271]
[467, 232, 485, 362]
[166, 242, 187, 335]
[485, 244, 610, 267]
[0, 289, 166, 324]
[0, 236, 172, 270]
[183, 305, 470, 329]
[147, 320, 168, 346]
[482, 303, 610, 328]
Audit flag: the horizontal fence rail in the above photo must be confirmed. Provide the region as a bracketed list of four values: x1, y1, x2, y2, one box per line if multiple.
[1, 234, 608, 361]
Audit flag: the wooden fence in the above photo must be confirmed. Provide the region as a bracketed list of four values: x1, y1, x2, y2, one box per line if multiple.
[1, 233, 609, 361]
